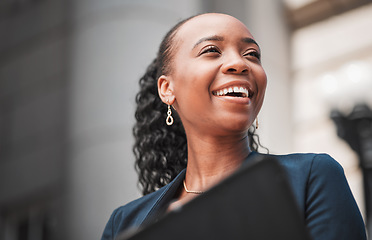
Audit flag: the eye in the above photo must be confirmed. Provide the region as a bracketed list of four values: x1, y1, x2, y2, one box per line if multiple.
[244, 50, 261, 61]
[199, 45, 221, 55]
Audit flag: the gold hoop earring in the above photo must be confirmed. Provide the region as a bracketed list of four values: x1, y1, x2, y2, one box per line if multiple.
[166, 104, 174, 126]
[255, 118, 259, 129]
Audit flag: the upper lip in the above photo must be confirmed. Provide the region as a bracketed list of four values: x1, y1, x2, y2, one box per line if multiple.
[211, 80, 254, 98]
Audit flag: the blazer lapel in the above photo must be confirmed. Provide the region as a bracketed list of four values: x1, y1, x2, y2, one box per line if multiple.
[141, 169, 186, 226]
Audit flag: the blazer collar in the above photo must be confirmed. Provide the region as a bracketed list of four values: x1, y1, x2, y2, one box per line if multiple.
[141, 169, 186, 226]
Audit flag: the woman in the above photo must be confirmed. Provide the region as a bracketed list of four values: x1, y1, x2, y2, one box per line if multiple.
[102, 13, 366, 239]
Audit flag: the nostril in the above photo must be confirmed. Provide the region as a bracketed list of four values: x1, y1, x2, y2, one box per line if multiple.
[227, 68, 237, 72]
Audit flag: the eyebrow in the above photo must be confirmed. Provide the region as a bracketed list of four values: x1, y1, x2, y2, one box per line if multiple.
[193, 35, 224, 49]
[192, 35, 260, 50]
[241, 37, 260, 50]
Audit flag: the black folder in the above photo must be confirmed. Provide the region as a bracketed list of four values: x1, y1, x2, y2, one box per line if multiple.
[121, 154, 312, 240]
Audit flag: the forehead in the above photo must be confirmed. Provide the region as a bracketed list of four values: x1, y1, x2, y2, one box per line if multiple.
[175, 14, 254, 45]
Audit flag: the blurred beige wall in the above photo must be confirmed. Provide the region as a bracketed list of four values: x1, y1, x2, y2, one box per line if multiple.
[66, 1, 201, 239]
[291, 3, 372, 220]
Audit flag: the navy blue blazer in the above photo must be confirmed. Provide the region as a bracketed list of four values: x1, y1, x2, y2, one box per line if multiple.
[101, 152, 366, 240]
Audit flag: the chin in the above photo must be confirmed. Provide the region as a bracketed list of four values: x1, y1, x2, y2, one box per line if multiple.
[221, 120, 251, 134]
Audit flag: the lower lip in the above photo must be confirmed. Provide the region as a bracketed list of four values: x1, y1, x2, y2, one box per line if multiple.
[212, 95, 252, 104]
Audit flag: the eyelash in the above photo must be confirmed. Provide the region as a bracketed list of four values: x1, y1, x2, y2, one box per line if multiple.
[199, 46, 261, 61]
[200, 46, 221, 55]
[244, 51, 261, 60]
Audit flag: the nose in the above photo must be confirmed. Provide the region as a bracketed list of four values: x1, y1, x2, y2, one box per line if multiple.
[221, 54, 250, 74]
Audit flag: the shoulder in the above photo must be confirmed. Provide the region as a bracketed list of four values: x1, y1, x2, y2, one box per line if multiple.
[101, 189, 165, 240]
[267, 152, 346, 196]
[271, 152, 340, 168]
[112, 189, 166, 228]
[263, 152, 366, 239]
[101, 169, 186, 240]
[257, 152, 344, 213]
[267, 152, 343, 179]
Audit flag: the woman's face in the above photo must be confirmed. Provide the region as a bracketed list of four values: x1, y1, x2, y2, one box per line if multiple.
[167, 13, 267, 137]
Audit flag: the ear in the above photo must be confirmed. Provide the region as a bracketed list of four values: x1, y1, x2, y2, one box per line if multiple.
[158, 75, 175, 105]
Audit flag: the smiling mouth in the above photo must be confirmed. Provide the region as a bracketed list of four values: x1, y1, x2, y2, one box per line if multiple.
[212, 86, 252, 98]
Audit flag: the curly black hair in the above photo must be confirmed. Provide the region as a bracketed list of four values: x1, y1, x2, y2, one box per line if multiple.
[133, 15, 266, 195]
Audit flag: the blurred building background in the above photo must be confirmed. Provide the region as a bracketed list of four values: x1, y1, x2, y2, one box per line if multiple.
[1, 0, 371, 239]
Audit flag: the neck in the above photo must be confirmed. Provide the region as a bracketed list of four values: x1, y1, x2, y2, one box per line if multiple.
[184, 133, 251, 192]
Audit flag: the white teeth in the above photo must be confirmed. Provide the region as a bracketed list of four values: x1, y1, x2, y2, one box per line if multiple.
[213, 86, 250, 98]
[239, 87, 249, 97]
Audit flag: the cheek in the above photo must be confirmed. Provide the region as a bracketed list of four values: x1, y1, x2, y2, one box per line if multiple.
[253, 67, 267, 112]
[254, 65, 267, 91]
[256, 65, 267, 83]
[171, 65, 220, 123]
[259, 74, 268, 97]
[173, 62, 219, 97]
